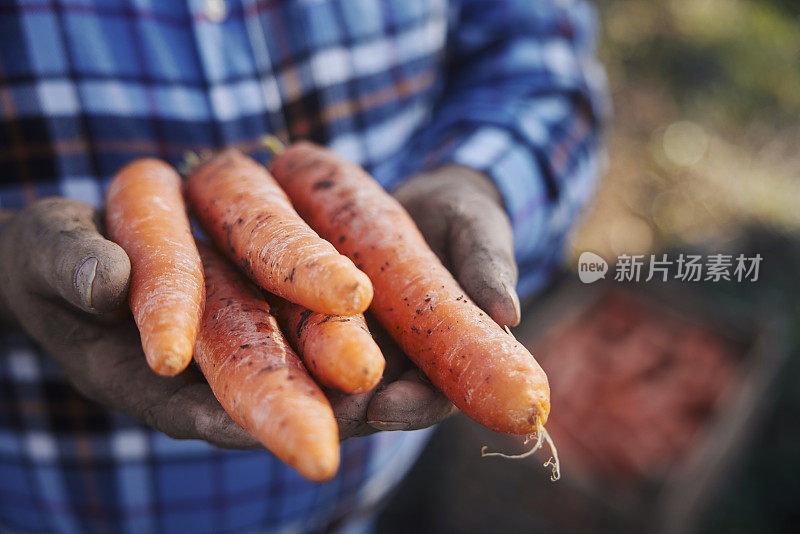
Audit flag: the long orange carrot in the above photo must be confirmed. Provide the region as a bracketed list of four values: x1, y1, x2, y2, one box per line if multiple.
[268, 296, 385, 394]
[186, 149, 372, 316]
[105, 159, 204, 376]
[270, 141, 550, 435]
[194, 242, 340, 482]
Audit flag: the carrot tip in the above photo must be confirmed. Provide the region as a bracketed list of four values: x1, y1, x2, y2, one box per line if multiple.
[153, 352, 189, 376]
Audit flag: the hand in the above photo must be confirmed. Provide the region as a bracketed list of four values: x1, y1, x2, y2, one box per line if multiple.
[0, 198, 259, 448]
[0, 171, 516, 446]
[332, 165, 520, 438]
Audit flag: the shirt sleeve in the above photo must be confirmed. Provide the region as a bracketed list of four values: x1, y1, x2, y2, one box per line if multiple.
[399, 0, 610, 297]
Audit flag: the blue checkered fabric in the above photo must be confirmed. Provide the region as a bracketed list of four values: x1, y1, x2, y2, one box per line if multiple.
[0, 0, 607, 532]
[0, 327, 433, 533]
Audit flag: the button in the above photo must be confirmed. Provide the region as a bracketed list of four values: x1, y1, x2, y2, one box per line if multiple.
[204, 0, 228, 23]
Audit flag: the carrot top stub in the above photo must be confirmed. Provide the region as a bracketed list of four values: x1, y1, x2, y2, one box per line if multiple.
[186, 148, 373, 316]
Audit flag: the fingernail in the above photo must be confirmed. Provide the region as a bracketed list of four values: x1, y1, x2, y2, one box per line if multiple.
[75, 257, 98, 309]
[502, 280, 521, 326]
[367, 420, 411, 431]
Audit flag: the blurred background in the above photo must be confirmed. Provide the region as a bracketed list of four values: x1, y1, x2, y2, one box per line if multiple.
[378, 0, 800, 532]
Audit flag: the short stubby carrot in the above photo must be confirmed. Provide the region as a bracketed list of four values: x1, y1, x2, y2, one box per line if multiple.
[268, 296, 385, 394]
[105, 158, 204, 376]
[270, 142, 550, 435]
[186, 149, 372, 316]
[194, 243, 340, 482]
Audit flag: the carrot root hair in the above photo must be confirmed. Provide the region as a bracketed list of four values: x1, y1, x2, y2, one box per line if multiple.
[481, 420, 561, 482]
[479, 324, 561, 482]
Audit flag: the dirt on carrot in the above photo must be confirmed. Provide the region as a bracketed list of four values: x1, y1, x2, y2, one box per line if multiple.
[186, 148, 372, 316]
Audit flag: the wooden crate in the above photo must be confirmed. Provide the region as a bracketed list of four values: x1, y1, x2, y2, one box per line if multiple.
[506, 279, 790, 534]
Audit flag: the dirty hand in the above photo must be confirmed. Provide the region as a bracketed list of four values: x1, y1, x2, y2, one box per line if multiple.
[0, 197, 259, 448]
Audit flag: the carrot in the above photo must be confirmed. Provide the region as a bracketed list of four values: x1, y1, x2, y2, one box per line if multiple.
[269, 141, 550, 435]
[194, 242, 340, 482]
[268, 296, 385, 394]
[186, 148, 372, 316]
[105, 158, 204, 376]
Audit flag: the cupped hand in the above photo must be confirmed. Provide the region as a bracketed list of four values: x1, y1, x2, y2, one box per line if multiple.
[0, 197, 259, 448]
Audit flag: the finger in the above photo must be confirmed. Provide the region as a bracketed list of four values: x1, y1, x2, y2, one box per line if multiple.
[367, 368, 456, 431]
[86, 330, 259, 449]
[328, 388, 378, 440]
[328, 313, 413, 440]
[99, 341, 261, 449]
[447, 197, 521, 327]
[394, 170, 521, 326]
[18, 198, 131, 313]
[364, 311, 414, 381]
[393, 182, 450, 264]
[138, 373, 262, 450]
[23, 301, 259, 449]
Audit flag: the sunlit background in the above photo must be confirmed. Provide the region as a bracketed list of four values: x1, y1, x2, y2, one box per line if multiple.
[379, 1, 800, 532]
[576, 0, 800, 258]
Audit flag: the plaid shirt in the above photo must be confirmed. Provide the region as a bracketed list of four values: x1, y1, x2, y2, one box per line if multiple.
[0, 0, 607, 532]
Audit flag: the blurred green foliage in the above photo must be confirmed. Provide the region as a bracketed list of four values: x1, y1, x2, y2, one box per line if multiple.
[599, 0, 800, 127]
[573, 0, 800, 261]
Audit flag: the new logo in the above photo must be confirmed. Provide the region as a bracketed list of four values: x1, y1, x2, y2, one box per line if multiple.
[577, 251, 608, 284]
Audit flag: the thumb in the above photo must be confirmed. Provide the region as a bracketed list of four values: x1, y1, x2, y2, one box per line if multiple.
[395, 166, 521, 327]
[447, 200, 521, 327]
[17, 198, 131, 313]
